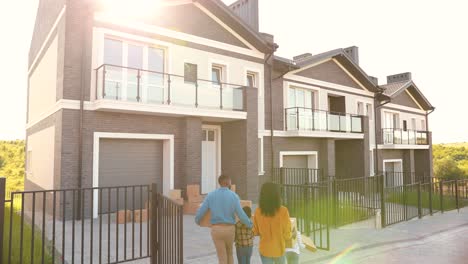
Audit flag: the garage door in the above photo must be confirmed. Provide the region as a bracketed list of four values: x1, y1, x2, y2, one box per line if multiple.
[99, 138, 163, 213]
[283, 155, 308, 168]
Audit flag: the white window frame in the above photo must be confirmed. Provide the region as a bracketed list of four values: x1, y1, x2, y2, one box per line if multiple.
[246, 72, 257, 88]
[357, 101, 364, 115]
[366, 103, 373, 120]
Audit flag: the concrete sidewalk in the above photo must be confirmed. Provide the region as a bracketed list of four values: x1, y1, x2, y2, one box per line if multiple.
[185, 208, 468, 263]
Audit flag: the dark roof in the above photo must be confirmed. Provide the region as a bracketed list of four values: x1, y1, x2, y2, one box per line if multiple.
[274, 48, 382, 93]
[198, 0, 275, 53]
[380, 81, 434, 110]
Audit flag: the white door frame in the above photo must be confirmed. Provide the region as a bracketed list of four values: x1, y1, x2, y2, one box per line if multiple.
[202, 125, 222, 190]
[382, 159, 403, 172]
[92, 132, 174, 218]
[279, 151, 318, 169]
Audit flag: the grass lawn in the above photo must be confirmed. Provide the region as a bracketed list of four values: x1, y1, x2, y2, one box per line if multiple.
[2, 204, 54, 263]
[386, 191, 468, 212]
[285, 198, 371, 228]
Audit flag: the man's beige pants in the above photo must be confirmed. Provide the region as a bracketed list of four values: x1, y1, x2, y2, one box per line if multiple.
[210, 225, 235, 264]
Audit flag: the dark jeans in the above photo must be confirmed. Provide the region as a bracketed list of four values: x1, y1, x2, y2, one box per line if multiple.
[236, 246, 253, 264]
[286, 252, 299, 264]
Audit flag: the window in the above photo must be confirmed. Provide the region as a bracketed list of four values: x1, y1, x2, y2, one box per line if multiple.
[288, 87, 314, 108]
[184, 63, 197, 83]
[258, 137, 264, 175]
[211, 65, 224, 84]
[357, 102, 364, 115]
[411, 118, 416, 130]
[384, 112, 399, 129]
[247, 72, 257, 88]
[104, 38, 123, 65]
[403, 120, 407, 131]
[370, 150, 374, 176]
[421, 120, 426, 130]
[366, 103, 373, 120]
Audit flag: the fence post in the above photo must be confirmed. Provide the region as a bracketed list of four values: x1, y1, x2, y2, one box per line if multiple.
[150, 184, 158, 264]
[440, 180, 444, 213]
[455, 179, 459, 212]
[0, 177, 5, 262]
[429, 177, 433, 216]
[379, 174, 386, 228]
[417, 182, 422, 219]
[332, 178, 338, 227]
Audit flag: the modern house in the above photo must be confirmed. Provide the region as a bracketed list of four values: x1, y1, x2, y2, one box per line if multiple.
[25, 0, 434, 201]
[376, 72, 435, 186]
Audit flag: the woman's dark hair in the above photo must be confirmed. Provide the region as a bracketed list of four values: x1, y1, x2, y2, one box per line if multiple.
[259, 182, 281, 217]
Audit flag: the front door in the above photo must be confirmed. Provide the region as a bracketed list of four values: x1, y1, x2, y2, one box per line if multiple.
[202, 128, 218, 194]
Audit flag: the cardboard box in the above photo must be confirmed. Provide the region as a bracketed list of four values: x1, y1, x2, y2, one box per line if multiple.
[172, 198, 184, 206]
[183, 202, 201, 215]
[169, 189, 182, 200]
[186, 184, 201, 198]
[187, 195, 204, 203]
[199, 209, 212, 227]
[117, 210, 132, 224]
[133, 209, 148, 222]
[302, 236, 317, 252]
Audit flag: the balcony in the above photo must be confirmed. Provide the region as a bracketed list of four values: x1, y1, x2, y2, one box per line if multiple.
[284, 107, 364, 133]
[381, 128, 429, 145]
[93, 64, 247, 118]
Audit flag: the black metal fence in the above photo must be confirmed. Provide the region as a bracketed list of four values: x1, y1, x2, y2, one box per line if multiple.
[333, 176, 382, 227]
[0, 178, 183, 264]
[280, 183, 330, 250]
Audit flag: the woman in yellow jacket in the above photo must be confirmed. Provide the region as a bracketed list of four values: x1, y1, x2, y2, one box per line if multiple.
[253, 182, 292, 264]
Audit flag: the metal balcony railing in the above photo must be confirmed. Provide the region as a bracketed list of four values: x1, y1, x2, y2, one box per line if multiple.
[284, 107, 364, 133]
[381, 128, 429, 145]
[95, 64, 246, 111]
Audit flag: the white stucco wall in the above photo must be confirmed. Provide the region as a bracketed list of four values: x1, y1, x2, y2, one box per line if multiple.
[28, 35, 58, 124]
[26, 126, 55, 190]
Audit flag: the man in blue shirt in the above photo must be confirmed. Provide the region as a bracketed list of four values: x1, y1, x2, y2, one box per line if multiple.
[195, 175, 252, 264]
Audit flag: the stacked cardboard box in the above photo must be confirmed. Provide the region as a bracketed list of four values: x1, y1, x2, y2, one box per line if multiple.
[169, 189, 184, 205]
[184, 184, 203, 215]
[117, 210, 132, 224]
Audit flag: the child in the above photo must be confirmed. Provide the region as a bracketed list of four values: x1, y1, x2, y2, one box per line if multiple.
[235, 206, 254, 264]
[285, 226, 305, 264]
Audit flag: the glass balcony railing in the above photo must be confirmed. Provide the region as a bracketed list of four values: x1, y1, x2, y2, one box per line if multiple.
[381, 128, 429, 145]
[95, 64, 245, 111]
[284, 107, 364, 133]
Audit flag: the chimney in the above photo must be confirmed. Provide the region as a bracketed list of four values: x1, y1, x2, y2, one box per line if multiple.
[343, 46, 359, 65]
[368, 76, 379, 86]
[260, 32, 274, 45]
[229, 0, 259, 31]
[386, 72, 412, 84]
[293, 53, 313, 63]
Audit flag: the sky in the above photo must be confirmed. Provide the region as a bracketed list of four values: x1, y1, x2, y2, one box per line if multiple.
[0, 0, 467, 143]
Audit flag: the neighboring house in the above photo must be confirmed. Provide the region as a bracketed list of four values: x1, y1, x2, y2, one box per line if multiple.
[262, 47, 381, 182]
[377, 73, 435, 186]
[25, 0, 435, 202]
[25, 0, 275, 201]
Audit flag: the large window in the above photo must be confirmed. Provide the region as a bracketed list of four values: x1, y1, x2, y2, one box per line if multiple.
[287, 87, 315, 130]
[102, 37, 165, 102]
[357, 102, 364, 115]
[366, 103, 373, 120]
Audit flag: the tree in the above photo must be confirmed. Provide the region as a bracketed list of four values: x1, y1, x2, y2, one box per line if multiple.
[0, 156, 4, 169]
[434, 157, 464, 180]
